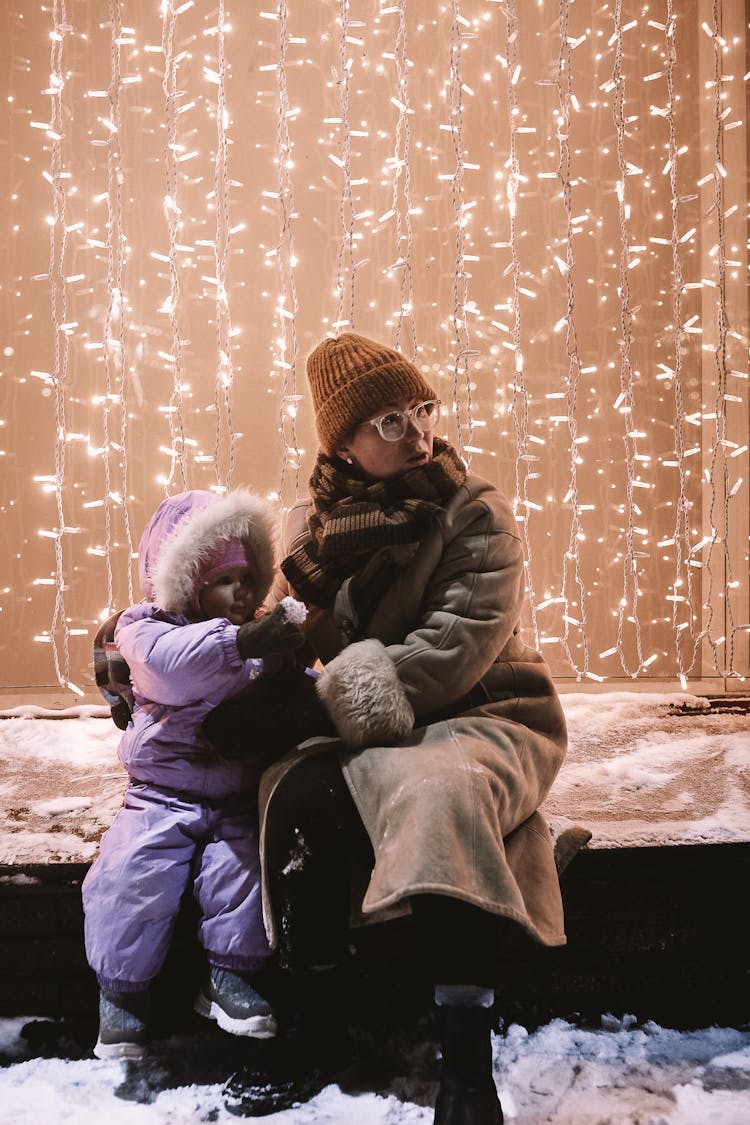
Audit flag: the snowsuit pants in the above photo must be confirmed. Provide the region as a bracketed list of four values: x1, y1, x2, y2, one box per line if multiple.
[82, 781, 270, 992]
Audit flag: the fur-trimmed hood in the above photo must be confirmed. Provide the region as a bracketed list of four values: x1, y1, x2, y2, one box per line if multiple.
[138, 489, 278, 616]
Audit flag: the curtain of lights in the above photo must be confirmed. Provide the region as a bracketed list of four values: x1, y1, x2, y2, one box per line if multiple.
[0, 0, 747, 696]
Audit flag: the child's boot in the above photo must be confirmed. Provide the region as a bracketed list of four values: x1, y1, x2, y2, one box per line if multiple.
[195, 966, 277, 1038]
[93, 987, 149, 1060]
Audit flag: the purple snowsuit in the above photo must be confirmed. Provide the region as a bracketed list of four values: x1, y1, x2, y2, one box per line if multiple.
[82, 489, 280, 992]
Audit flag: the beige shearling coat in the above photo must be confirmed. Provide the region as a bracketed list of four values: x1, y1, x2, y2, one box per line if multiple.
[261, 470, 568, 948]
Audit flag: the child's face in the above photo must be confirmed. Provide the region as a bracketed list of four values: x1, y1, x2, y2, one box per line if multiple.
[198, 566, 259, 625]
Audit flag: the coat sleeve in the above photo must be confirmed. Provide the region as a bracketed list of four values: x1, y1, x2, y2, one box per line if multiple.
[390, 488, 525, 717]
[316, 483, 527, 747]
[116, 614, 262, 706]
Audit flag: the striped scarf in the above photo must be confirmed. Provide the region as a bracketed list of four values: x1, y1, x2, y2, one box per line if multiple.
[281, 437, 467, 609]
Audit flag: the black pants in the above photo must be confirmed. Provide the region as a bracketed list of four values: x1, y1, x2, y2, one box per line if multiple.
[264, 752, 501, 985]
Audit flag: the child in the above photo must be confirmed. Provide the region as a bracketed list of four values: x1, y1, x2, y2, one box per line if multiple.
[82, 488, 306, 1060]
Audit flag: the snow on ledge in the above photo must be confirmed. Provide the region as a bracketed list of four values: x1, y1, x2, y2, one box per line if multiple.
[0, 691, 748, 864]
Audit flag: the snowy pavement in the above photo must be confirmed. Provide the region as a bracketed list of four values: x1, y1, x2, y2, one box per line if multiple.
[1, 1013, 749, 1123]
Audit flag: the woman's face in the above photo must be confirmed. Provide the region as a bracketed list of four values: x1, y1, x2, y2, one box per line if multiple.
[335, 395, 435, 480]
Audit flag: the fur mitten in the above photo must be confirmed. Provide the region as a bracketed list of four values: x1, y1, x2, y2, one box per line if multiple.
[315, 638, 414, 750]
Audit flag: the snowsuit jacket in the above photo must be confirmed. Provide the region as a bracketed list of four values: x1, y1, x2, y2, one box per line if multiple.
[262, 469, 569, 948]
[115, 603, 268, 800]
[84, 489, 285, 986]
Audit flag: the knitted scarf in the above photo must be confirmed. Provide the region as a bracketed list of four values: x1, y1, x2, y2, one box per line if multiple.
[281, 437, 467, 608]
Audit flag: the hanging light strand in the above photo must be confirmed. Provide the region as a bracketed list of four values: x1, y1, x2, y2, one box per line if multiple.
[448, 0, 474, 456]
[103, 0, 134, 607]
[160, 0, 188, 489]
[47, 0, 72, 688]
[503, 0, 539, 649]
[274, 0, 301, 506]
[334, 0, 356, 332]
[100, 42, 116, 614]
[663, 3, 696, 683]
[703, 0, 734, 678]
[390, 0, 417, 361]
[556, 0, 590, 680]
[212, 0, 237, 491]
[612, 0, 645, 677]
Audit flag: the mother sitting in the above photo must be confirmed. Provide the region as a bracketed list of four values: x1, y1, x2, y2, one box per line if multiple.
[241, 333, 569, 1125]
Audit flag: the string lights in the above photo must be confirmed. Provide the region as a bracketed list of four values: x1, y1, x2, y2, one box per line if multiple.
[663, 0, 695, 687]
[272, 0, 302, 506]
[502, 0, 540, 651]
[159, 0, 188, 491]
[333, 0, 357, 332]
[704, 0, 735, 679]
[46, 0, 73, 691]
[210, 0, 237, 491]
[102, 0, 135, 609]
[611, 0, 646, 678]
[2, 0, 746, 697]
[388, 0, 417, 361]
[448, 0, 475, 456]
[555, 0, 591, 681]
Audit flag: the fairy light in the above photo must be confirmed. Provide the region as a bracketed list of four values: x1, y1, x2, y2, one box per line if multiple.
[160, 0, 188, 489]
[703, 0, 738, 680]
[612, 0, 645, 678]
[448, 0, 474, 456]
[333, 0, 356, 332]
[102, 0, 135, 608]
[502, 0, 540, 649]
[662, 2, 696, 682]
[555, 0, 591, 682]
[46, 0, 72, 690]
[211, 0, 236, 491]
[389, 0, 417, 361]
[273, 0, 302, 506]
[206, 1, 236, 492]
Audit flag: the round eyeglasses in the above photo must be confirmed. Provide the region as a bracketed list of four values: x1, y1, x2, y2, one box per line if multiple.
[364, 400, 442, 443]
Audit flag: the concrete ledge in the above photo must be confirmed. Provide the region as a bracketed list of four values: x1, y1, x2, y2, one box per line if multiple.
[2, 842, 748, 1031]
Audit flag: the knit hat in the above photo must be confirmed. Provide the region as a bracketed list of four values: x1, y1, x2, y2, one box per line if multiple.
[198, 539, 252, 588]
[306, 332, 437, 455]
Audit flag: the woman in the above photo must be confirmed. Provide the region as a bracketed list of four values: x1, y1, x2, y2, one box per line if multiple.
[229, 332, 570, 1125]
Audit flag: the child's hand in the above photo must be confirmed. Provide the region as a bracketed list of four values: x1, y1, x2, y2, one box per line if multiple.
[203, 665, 336, 760]
[236, 602, 306, 659]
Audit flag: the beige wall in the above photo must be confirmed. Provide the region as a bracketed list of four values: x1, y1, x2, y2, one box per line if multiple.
[1, 0, 747, 696]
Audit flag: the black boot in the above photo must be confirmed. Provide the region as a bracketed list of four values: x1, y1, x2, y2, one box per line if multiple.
[434, 1004, 503, 1125]
[222, 966, 354, 1117]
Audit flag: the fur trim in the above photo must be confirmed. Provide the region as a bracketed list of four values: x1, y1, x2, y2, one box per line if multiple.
[316, 638, 414, 749]
[151, 490, 278, 615]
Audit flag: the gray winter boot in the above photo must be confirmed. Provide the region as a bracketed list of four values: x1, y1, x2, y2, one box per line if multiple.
[93, 987, 149, 1060]
[195, 966, 277, 1038]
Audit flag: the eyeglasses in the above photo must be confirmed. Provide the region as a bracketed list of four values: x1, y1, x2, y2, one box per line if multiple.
[364, 400, 442, 443]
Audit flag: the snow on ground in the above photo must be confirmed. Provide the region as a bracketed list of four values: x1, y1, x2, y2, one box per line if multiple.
[0, 1014, 749, 1124]
[1, 691, 748, 863]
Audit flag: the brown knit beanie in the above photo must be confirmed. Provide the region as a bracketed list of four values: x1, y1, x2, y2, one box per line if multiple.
[306, 332, 437, 455]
